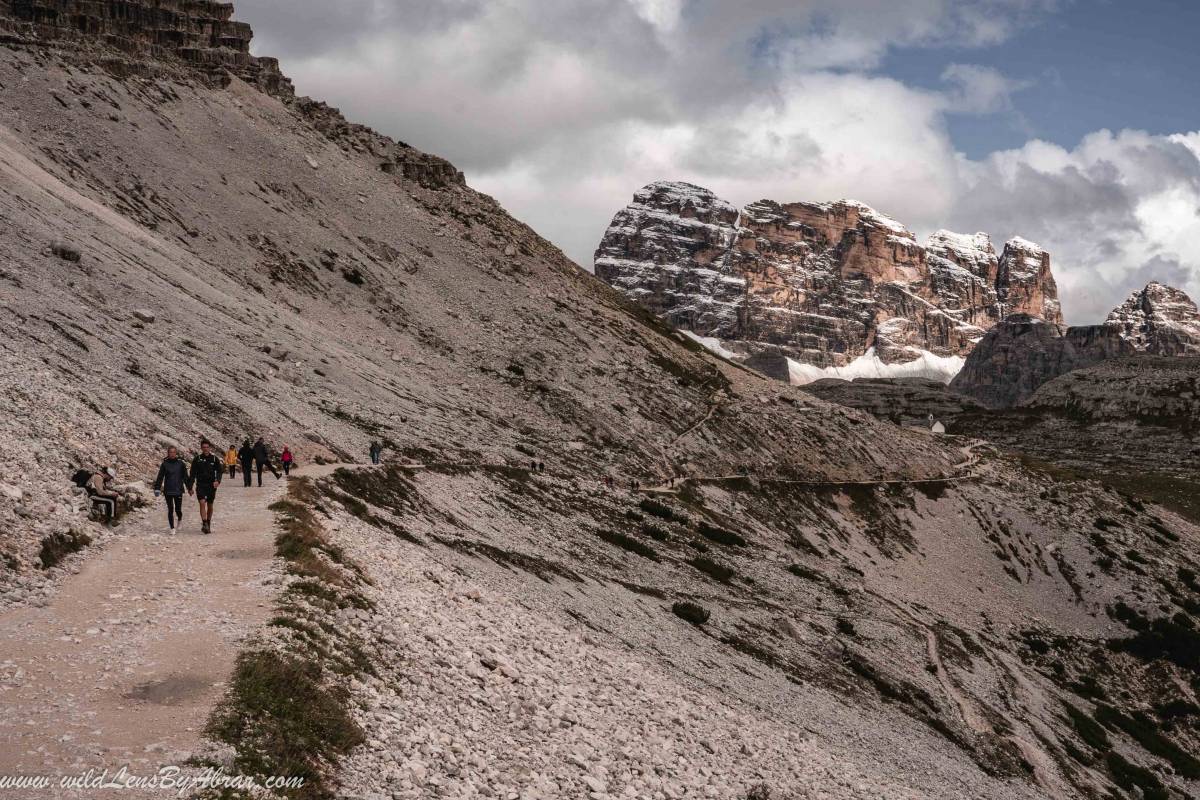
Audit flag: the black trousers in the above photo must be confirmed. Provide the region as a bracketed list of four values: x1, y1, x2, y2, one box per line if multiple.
[256, 461, 279, 485]
[241, 461, 253, 487]
[91, 495, 116, 520]
[227, 464, 236, 479]
[164, 494, 183, 528]
[282, 461, 291, 476]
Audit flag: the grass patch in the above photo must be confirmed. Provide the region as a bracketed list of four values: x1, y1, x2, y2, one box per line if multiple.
[207, 651, 364, 797]
[38, 529, 93, 569]
[597, 530, 660, 561]
[207, 476, 376, 797]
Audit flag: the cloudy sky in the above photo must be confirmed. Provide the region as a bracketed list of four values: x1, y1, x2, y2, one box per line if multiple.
[237, 0, 1200, 323]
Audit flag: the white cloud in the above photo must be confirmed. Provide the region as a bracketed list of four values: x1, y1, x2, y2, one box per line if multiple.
[947, 129, 1200, 321]
[941, 63, 1032, 114]
[235, 0, 1199, 324]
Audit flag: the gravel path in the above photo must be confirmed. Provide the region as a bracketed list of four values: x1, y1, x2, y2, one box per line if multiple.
[0, 468, 308, 798]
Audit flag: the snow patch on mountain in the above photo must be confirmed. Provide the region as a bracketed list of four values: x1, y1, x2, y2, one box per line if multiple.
[787, 348, 966, 386]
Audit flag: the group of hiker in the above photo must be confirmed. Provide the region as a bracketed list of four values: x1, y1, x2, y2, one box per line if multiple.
[143, 437, 289, 534]
[77, 435, 391, 533]
[225, 438, 290, 487]
[69, 437, 287, 534]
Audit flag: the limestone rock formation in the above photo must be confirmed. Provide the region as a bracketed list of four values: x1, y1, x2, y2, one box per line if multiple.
[953, 282, 1200, 407]
[0, 0, 291, 93]
[595, 181, 1063, 383]
[996, 237, 1063, 326]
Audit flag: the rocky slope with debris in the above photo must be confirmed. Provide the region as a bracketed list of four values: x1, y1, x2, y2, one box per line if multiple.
[595, 181, 1063, 384]
[953, 282, 1200, 407]
[2, 4, 1200, 800]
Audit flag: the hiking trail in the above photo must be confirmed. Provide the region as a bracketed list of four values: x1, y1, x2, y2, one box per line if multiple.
[0, 464, 343, 798]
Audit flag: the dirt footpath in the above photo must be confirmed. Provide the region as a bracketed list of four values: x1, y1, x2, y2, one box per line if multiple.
[0, 467, 308, 798]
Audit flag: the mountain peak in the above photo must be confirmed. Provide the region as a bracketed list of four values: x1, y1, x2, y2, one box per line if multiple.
[595, 182, 1063, 384]
[1107, 281, 1200, 345]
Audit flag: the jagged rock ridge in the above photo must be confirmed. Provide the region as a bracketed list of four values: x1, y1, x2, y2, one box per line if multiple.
[595, 181, 1063, 383]
[952, 281, 1200, 407]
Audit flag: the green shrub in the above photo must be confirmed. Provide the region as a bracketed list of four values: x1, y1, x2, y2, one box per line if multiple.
[671, 601, 710, 626]
[697, 520, 747, 547]
[1110, 615, 1200, 671]
[1094, 703, 1200, 778]
[640, 521, 670, 541]
[639, 498, 688, 524]
[597, 530, 659, 561]
[788, 564, 821, 581]
[1180, 567, 1199, 593]
[687, 556, 734, 583]
[38, 529, 93, 569]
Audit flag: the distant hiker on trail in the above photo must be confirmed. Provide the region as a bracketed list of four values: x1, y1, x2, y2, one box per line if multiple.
[238, 439, 254, 487]
[152, 446, 190, 532]
[369, 441, 381, 465]
[224, 444, 239, 479]
[189, 440, 223, 534]
[281, 446, 294, 476]
[253, 437, 280, 486]
[85, 467, 121, 524]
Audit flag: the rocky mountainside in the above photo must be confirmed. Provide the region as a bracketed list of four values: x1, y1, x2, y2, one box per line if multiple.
[953, 356, 1200, 519]
[801, 378, 986, 428]
[3, 5, 1200, 800]
[595, 181, 1063, 384]
[953, 282, 1200, 407]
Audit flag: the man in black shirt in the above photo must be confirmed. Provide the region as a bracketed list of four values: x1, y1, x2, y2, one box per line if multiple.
[152, 446, 190, 532]
[189, 440, 224, 534]
[238, 439, 254, 488]
[252, 437, 280, 487]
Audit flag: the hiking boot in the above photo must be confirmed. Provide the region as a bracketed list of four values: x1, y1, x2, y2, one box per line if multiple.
[202, 520, 211, 535]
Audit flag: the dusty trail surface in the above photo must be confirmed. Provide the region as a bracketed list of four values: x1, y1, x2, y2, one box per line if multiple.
[0, 467, 332, 797]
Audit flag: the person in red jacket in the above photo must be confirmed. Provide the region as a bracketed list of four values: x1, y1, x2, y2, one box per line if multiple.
[280, 446, 294, 476]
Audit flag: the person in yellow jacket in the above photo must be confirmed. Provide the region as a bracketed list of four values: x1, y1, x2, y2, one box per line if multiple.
[224, 444, 239, 480]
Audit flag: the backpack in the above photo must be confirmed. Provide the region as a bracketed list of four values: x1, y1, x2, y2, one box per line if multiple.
[71, 469, 93, 489]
